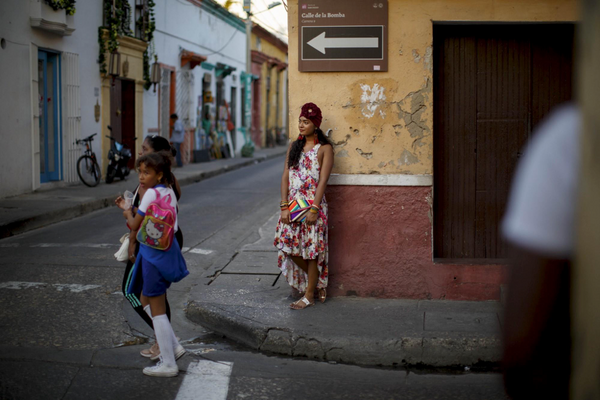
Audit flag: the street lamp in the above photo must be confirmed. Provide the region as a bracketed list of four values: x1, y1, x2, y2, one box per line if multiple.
[108, 50, 121, 86]
[150, 55, 161, 93]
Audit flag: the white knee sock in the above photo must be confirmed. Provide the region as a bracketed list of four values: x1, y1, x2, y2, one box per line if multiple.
[145, 306, 178, 349]
[169, 327, 180, 349]
[153, 314, 176, 367]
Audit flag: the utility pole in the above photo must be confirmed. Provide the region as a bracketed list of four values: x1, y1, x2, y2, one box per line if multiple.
[244, 0, 252, 131]
[241, 1, 281, 142]
[572, 0, 600, 398]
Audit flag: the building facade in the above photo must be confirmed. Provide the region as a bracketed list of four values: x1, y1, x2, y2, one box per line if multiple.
[250, 23, 288, 149]
[144, 0, 247, 160]
[288, 0, 578, 300]
[0, 0, 257, 198]
[0, 0, 104, 197]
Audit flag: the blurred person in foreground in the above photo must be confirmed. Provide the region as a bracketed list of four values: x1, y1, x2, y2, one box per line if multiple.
[502, 103, 580, 399]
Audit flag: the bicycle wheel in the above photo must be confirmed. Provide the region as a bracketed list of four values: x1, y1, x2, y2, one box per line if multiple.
[77, 155, 101, 187]
[105, 165, 116, 184]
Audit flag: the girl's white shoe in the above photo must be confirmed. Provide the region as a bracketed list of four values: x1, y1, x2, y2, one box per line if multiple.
[143, 361, 179, 377]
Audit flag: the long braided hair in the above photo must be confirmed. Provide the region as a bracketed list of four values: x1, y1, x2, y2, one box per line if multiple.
[287, 128, 333, 169]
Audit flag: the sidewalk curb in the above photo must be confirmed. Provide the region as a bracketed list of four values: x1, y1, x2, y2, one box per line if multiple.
[1, 151, 284, 239]
[185, 300, 502, 368]
[175, 153, 271, 187]
[0, 197, 112, 239]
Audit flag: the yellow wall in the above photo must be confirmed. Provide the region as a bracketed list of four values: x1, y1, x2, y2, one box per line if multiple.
[252, 31, 288, 147]
[287, 0, 579, 175]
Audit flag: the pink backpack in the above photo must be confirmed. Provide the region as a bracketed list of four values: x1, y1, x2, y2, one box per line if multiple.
[137, 188, 176, 251]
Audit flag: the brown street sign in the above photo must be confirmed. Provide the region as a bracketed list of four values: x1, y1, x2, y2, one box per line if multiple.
[298, 0, 388, 72]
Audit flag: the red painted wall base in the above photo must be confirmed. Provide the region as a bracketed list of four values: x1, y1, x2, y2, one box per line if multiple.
[326, 185, 506, 301]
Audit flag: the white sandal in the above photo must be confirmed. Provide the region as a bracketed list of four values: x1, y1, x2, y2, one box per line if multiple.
[290, 296, 314, 310]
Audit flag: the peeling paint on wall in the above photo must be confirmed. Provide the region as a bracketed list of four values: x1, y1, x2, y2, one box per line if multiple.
[397, 80, 431, 152]
[426, 191, 433, 225]
[336, 149, 349, 158]
[356, 148, 373, 160]
[398, 149, 419, 165]
[423, 46, 433, 72]
[393, 124, 403, 137]
[331, 134, 351, 148]
[412, 49, 421, 63]
[360, 83, 386, 119]
[378, 160, 396, 168]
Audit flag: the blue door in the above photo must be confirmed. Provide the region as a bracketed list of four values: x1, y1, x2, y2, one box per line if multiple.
[38, 50, 61, 183]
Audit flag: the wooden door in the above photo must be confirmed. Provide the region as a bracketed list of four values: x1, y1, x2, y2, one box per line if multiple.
[433, 24, 574, 261]
[110, 79, 122, 143]
[121, 79, 136, 169]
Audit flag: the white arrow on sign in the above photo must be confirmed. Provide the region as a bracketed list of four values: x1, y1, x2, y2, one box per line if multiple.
[307, 32, 379, 55]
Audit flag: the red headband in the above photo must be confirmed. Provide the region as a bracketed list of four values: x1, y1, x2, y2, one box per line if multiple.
[300, 103, 322, 128]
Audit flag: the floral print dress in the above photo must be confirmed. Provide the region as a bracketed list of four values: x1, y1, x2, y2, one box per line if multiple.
[274, 144, 329, 293]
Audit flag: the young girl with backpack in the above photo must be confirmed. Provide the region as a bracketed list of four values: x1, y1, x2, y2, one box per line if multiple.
[118, 135, 183, 360]
[116, 152, 189, 377]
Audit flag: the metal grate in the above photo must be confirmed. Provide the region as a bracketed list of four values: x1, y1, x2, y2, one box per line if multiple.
[160, 68, 170, 138]
[62, 52, 81, 183]
[176, 69, 194, 164]
[176, 69, 194, 128]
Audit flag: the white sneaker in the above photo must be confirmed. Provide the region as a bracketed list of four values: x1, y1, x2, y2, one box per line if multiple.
[143, 361, 179, 377]
[150, 344, 186, 361]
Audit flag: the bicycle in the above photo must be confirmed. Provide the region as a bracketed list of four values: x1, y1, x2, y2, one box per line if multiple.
[75, 133, 101, 187]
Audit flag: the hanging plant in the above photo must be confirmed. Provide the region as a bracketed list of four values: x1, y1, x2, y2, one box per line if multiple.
[98, 0, 136, 75]
[44, 0, 76, 15]
[137, 0, 156, 90]
[98, 27, 107, 75]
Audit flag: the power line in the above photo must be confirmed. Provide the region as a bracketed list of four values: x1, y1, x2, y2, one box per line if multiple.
[203, 29, 240, 56]
[257, 0, 287, 33]
[252, 17, 288, 38]
[250, 0, 288, 37]
[265, 0, 287, 32]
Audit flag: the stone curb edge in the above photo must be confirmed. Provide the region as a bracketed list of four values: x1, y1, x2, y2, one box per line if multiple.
[0, 151, 285, 239]
[185, 301, 502, 368]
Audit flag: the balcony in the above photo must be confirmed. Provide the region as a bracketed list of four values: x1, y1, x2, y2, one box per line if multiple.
[30, 0, 75, 36]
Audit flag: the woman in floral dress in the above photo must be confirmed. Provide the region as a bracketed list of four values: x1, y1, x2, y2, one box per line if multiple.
[274, 103, 334, 310]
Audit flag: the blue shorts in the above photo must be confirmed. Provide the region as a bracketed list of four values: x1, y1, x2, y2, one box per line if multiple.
[141, 257, 171, 297]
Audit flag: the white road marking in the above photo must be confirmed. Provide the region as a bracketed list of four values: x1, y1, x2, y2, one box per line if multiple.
[0, 281, 46, 290]
[70, 243, 118, 248]
[31, 243, 118, 248]
[176, 360, 233, 400]
[181, 247, 191, 253]
[188, 248, 214, 255]
[53, 284, 102, 293]
[0, 281, 101, 292]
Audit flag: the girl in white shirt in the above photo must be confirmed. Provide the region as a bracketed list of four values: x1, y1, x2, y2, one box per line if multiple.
[117, 152, 188, 377]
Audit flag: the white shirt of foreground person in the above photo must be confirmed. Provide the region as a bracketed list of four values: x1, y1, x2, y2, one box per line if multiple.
[502, 104, 581, 257]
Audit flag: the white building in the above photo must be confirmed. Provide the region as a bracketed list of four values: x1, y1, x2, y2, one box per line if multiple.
[0, 0, 106, 197]
[144, 0, 248, 159]
[0, 0, 250, 198]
